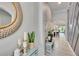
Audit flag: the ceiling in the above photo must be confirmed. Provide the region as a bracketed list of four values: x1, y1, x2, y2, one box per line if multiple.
[48, 2, 69, 11]
[47, 2, 70, 25]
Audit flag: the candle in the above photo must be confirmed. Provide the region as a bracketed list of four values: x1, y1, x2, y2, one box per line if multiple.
[23, 41, 27, 48]
[14, 48, 20, 56]
[23, 48, 27, 55]
[17, 39, 22, 47]
[24, 32, 27, 41]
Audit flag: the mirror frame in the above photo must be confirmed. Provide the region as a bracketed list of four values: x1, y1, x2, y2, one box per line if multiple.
[0, 2, 23, 39]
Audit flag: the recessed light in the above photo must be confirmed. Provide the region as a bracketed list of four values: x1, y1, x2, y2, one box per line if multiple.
[58, 2, 62, 4]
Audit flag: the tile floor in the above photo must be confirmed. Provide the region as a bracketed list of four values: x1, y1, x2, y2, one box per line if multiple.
[46, 33, 76, 56]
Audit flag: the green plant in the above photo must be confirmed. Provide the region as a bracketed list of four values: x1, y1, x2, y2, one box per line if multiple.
[28, 31, 35, 43]
[48, 29, 54, 34]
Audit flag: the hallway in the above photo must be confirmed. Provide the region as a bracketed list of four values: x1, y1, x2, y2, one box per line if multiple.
[43, 2, 79, 56]
[45, 33, 76, 56]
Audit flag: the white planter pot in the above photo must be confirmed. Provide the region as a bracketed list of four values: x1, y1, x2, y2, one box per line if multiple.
[29, 43, 34, 49]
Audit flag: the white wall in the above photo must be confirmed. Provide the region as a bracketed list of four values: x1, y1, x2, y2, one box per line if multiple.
[0, 2, 39, 56]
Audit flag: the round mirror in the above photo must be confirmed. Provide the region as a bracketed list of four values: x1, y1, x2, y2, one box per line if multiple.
[0, 2, 16, 28]
[0, 2, 23, 39]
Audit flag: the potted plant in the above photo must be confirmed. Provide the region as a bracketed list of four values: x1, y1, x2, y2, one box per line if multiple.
[28, 31, 35, 49]
[48, 29, 54, 42]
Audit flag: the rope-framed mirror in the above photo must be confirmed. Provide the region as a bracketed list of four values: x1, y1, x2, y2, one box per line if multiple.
[0, 2, 23, 39]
